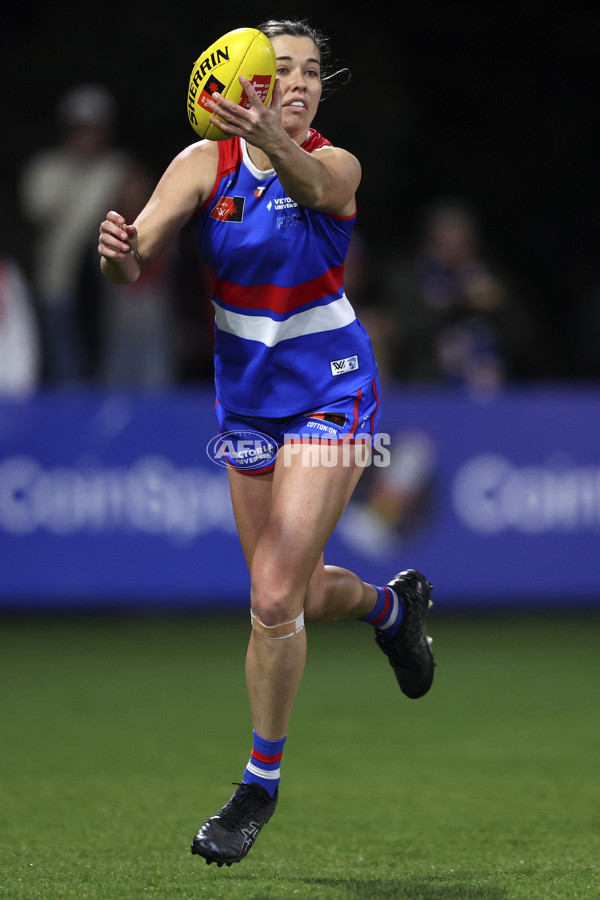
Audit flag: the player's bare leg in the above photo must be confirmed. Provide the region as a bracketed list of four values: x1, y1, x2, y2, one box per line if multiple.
[243, 441, 367, 738]
[191, 440, 435, 866]
[192, 442, 368, 865]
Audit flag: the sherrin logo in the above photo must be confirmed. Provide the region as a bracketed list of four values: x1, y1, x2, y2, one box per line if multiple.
[188, 46, 230, 125]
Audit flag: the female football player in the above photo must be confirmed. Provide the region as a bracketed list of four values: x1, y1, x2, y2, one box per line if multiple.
[98, 18, 435, 866]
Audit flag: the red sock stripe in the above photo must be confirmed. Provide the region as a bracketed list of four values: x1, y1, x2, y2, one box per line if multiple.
[371, 588, 392, 627]
[251, 749, 283, 764]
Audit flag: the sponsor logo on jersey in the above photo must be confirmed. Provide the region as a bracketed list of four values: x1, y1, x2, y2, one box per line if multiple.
[211, 196, 246, 222]
[306, 421, 338, 435]
[269, 197, 298, 210]
[265, 195, 302, 229]
[254, 186, 267, 199]
[330, 355, 359, 376]
[276, 212, 302, 230]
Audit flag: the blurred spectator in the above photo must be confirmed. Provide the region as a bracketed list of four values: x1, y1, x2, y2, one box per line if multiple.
[380, 197, 548, 391]
[169, 220, 216, 385]
[19, 83, 167, 385]
[344, 230, 400, 385]
[94, 254, 177, 388]
[88, 219, 212, 388]
[0, 255, 42, 396]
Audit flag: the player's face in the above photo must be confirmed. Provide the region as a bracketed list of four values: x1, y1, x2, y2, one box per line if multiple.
[271, 35, 322, 140]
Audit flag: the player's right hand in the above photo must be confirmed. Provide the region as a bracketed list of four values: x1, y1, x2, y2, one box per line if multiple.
[98, 210, 139, 262]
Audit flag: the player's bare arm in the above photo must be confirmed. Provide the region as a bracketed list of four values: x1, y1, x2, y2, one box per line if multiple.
[276, 142, 361, 218]
[99, 140, 219, 285]
[209, 77, 360, 217]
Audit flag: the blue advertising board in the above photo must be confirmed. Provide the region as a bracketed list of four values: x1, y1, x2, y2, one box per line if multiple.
[0, 385, 598, 611]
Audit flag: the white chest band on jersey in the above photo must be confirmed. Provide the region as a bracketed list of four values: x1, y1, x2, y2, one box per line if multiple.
[251, 610, 305, 640]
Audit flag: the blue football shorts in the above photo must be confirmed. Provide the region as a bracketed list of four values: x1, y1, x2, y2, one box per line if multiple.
[214, 376, 381, 475]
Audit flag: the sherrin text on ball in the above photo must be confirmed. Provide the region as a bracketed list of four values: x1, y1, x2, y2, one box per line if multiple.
[187, 27, 277, 141]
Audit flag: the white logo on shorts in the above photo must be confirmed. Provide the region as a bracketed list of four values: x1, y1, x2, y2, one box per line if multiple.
[330, 355, 359, 376]
[206, 430, 277, 470]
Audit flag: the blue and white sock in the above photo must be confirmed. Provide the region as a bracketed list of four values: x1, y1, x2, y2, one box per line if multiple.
[361, 585, 405, 637]
[243, 730, 286, 798]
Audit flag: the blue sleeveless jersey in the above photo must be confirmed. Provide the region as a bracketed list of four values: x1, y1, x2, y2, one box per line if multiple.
[195, 130, 377, 416]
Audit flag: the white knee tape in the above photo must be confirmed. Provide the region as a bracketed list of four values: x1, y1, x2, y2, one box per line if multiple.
[251, 610, 305, 640]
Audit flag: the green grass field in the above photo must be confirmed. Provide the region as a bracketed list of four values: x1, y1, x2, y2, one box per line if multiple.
[1, 608, 598, 899]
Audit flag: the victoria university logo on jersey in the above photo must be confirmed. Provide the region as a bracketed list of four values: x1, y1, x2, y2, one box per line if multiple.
[211, 196, 246, 222]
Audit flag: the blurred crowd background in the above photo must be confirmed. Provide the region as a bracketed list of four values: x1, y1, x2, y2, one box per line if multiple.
[1, 0, 599, 396]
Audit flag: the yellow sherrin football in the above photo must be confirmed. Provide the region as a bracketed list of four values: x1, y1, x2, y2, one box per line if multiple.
[187, 27, 276, 141]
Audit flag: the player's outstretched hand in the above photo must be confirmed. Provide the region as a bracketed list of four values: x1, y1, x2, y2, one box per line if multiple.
[208, 77, 284, 153]
[98, 210, 139, 262]
[98, 211, 141, 284]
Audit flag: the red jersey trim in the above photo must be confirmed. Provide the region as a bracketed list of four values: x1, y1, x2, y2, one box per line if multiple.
[196, 131, 356, 222]
[197, 138, 242, 216]
[207, 263, 345, 314]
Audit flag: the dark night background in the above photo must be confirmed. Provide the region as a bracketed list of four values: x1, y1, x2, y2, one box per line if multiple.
[2, 0, 599, 379]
